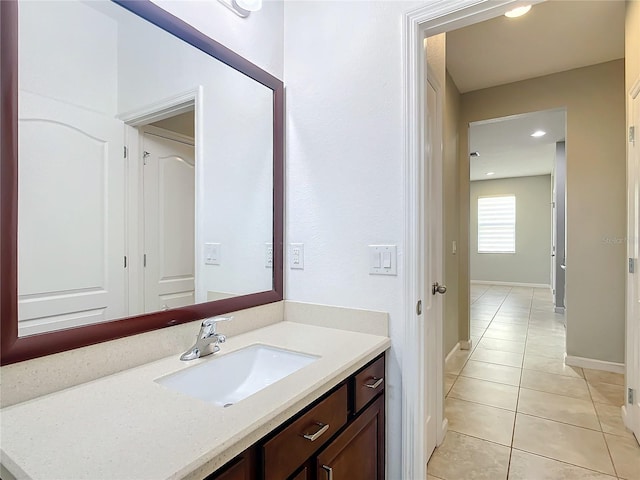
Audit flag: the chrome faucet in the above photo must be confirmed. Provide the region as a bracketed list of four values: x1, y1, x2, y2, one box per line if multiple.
[180, 316, 232, 361]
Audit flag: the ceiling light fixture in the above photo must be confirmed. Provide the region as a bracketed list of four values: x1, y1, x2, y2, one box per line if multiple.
[486, 172, 496, 176]
[505, 5, 532, 18]
[530, 130, 546, 137]
[218, 0, 262, 18]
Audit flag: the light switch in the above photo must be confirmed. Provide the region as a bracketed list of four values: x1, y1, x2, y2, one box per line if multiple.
[265, 243, 273, 268]
[289, 243, 304, 270]
[204, 243, 221, 265]
[369, 245, 397, 275]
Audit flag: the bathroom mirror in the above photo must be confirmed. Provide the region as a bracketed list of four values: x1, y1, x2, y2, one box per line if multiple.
[0, 0, 284, 364]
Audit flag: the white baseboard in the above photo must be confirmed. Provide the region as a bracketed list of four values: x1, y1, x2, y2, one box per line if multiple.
[445, 342, 460, 364]
[554, 306, 565, 314]
[460, 339, 473, 351]
[564, 354, 625, 374]
[471, 280, 551, 289]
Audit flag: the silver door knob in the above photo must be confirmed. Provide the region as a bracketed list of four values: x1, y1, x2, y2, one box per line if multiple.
[432, 282, 447, 295]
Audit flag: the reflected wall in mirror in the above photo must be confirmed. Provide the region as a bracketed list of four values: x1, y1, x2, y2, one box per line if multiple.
[1, 0, 284, 364]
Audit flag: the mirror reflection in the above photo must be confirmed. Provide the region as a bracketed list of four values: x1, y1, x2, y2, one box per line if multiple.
[17, 0, 274, 336]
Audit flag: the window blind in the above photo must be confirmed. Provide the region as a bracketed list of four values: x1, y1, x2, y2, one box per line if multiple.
[478, 195, 516, 253]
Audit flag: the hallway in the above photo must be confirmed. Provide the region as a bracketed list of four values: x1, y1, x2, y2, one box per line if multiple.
[428, 285, 640, 479]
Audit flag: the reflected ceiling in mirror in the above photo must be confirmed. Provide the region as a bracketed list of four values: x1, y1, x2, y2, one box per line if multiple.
[0, 0, 283, 364]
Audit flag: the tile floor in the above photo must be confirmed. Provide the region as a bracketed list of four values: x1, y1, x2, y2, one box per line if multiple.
[428, 284, 640, 480]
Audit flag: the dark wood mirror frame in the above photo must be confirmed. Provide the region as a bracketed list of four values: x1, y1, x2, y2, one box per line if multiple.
[0, 0, 284, 366]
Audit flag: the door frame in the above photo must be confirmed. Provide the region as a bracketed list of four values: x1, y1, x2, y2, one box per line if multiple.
[400, 2, 544, 478]
[623, 77, 640, 436]
[121, 87, 203, 315]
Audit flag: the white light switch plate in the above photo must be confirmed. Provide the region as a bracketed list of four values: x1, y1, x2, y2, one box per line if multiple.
[289, 243, 304, 270]
[265, 243, 273, 268]
[204, 243, 221, 265]
[369, 245, 397, 275]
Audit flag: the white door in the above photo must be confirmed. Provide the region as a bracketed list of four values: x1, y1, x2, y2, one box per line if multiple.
[142, 129, 195, 312]
[627, 83, 640, 441]
[18, 91, 126, 335]
[424, 75, 445, 460]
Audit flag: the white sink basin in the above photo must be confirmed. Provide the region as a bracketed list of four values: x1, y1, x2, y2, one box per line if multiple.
[156, 344, 319, 407]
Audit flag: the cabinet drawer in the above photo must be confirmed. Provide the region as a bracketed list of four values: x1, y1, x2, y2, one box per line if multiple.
[263, 385, 348, 480]
[353, 356, 385, 413]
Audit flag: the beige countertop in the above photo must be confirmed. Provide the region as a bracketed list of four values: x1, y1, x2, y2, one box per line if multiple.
[0, 321, 390, 480]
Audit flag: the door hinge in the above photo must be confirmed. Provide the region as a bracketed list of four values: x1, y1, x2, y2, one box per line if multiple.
[124, 146, 128, 158]
[124, 256, 127, 268]
[630, 126, 635, 145]
[629, 387, 635, 404]
[630, 258, 637, 274]
[143, 254, 147, 267]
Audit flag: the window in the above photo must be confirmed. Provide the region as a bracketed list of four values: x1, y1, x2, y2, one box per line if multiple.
[478, 195, 516, 253]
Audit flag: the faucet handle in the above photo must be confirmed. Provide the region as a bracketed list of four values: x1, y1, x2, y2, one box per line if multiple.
[200, 316, 233, 335]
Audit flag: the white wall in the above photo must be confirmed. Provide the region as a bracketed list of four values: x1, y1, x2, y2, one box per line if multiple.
[284, 2, 422, 478]
[470, 175, 552, 285]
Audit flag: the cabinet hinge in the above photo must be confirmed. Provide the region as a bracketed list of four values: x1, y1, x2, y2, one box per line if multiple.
[630, 258, 637, 274]
[629, 387, 635, 404]
[124, 146, 128, 158]
[144, 254, 147, 267]
[124, 256, 127, 268]
[630, 126, 635, 145]
[143, 151, 151, 165]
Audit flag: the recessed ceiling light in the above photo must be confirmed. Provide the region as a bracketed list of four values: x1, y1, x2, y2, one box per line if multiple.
[486, 172, 496, 176]
[505, 5, 532, 18]
[531, 130, 546, 137]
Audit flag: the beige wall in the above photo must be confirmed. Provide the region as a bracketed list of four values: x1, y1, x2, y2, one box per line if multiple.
[444, 71, 461, 355]
[470, 175, 552, 285]
[460, 60, 626, 363]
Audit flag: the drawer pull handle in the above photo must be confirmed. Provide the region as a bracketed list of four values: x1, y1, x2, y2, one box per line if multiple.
[321, 465, 334, 480]
[364, 377, 384, 389]
[302, 422, 329, 441]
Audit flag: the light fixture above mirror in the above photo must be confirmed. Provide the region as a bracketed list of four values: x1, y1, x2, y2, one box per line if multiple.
[218, 0, 262, 18]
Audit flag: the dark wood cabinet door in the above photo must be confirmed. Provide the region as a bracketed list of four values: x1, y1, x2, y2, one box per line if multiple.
[316, 395, 384, 480]
[206, 448, 255, 480]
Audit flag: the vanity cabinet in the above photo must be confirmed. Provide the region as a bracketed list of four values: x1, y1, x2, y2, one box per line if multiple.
[207, 354, 385, 480]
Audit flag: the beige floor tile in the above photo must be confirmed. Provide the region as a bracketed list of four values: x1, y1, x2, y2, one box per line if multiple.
[460, 360, 521, 386]
[427, 431, 510, 480]
[526, 333, 566, 347]
[444, 373, 457, 396]
[520, 369, 591, 400]
[517, 388, 601, 430]
[525, 342, 566, 359]
[584, 368, 625, 387]
[427, 476, 444, 480]
[470, 336, 481, 349]
[478, 337, 525, 354]
[588, 381, 625, 406]
[486, 323, 528, 334]
[513, 414, 616, 475]
[594, 402, 635, 438]
[491, 315, 529, 325]
[445, 350, 471, 375]
[508, 449, 617, 480]
[527, 326, 566, 338]
[523, 353, 584, 378]
[448, 376, 519, 411]
[471, 319, 490, 329]
[482, 329, 527, 342]
[445, 397, 516, 446]
[470, 348, 523, 368]
[605, 433, 640, 479]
